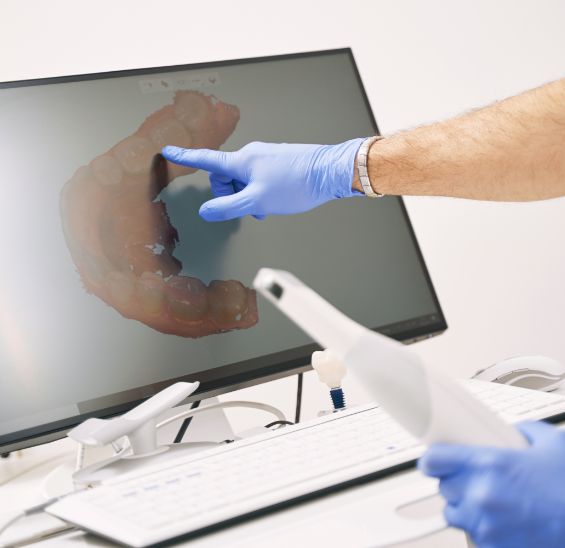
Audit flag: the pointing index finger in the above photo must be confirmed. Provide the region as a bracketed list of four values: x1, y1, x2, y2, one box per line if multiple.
[161, 146, 237, 178]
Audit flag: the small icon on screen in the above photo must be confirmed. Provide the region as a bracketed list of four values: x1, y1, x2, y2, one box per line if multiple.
[139, 80, 157, 93]
[139, 72, 220, 94]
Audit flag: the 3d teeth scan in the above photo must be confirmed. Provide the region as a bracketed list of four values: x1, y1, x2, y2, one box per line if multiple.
[60, 90, 258, 338]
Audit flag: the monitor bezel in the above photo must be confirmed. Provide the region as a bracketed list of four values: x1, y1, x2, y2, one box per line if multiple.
[0, 48, 447, 453]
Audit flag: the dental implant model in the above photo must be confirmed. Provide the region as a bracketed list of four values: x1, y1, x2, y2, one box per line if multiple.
[312, 349, 347, 411]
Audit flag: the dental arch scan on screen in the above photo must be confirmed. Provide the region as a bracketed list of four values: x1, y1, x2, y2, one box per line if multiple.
[0, 51, 443, 440]
[60, 90, 258, 338]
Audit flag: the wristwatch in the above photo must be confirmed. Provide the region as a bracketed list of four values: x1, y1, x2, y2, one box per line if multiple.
[357, 136, 384, 198]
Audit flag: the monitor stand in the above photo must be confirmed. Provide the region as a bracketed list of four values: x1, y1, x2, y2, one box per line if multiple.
[41, 397, 234, 499]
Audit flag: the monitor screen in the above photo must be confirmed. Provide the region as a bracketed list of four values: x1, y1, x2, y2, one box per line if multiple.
[0, 49, 446, 451]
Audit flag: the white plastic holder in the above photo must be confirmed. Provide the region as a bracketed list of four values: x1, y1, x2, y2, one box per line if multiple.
[125, 419, 164, 459]
[68, 381, 199, 458]
[64, 381, 200, 487]
[42, 394, 234, 498]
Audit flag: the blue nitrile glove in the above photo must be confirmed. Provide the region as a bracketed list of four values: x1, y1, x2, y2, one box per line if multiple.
[161, 139, 365, 221]
[418, 421, 565, 547]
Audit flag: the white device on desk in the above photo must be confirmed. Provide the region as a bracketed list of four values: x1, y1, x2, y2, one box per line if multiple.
[473, 355, 565, 392]
[68, 381, 200, 486]
[254, 268, 526, 449]
[69, 382, 200, 457]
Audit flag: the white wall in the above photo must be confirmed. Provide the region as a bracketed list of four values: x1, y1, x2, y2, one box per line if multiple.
[2, 0, 565, 425]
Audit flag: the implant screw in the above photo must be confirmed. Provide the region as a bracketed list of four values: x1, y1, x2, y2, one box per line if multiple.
[330, 388, 346, 410]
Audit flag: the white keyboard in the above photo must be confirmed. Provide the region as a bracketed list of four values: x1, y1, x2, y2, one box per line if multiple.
[48, 380, 565, 547]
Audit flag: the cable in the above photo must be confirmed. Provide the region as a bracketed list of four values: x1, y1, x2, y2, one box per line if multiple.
[4, 522, 76, 547]
[265, 420, 294, 429]
[156, 400, 286, 430]
[173, 400, 201, 444]
[0, 512, 25, 538]
[0, 488, 86, 540]
[295, 372, 303, 424]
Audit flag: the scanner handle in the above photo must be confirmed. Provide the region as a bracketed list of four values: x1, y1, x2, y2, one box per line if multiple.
[254, 268, 526, 448]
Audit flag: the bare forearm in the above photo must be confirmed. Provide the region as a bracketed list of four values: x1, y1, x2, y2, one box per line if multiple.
[354, 79, 565, 201]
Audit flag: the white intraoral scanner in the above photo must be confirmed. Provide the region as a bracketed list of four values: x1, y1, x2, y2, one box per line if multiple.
[253, 268, 526, 448]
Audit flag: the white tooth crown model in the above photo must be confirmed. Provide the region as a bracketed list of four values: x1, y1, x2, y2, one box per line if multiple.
[312, 350, 347, 389]
[312, 350, 347, 409]
[253, 268, 526, 448]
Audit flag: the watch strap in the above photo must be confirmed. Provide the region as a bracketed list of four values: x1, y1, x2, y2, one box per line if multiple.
[357, 136, 384, 198]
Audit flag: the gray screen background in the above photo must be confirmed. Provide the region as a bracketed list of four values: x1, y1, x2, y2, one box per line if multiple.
[0, 52, 438, 436]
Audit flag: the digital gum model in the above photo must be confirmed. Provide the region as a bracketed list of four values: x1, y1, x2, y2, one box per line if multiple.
[59, 91, 258, 338]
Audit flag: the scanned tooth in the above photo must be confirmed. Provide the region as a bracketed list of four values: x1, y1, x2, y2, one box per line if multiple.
[100, 197, 180, 275]
[166, 276, 208, 322]
[107, 271, 135, 307]
[149, 119, 196, 180]
[148, 152, 191, 198]
[173, 92, 213, 135]
[137, 272, 165, 315]
[91, 154, 123, 186]
[105, 202, 168, 250]
[213, 100, 240, 132]
[80, 251, 111, 289]
[208, 280, 248, 326]
[112, 136, 156, 175]
[120, 245, 181, 278]
[148, 251, 182, 278]
[101, 232, 181, 277]
[150, 118, 193, 150]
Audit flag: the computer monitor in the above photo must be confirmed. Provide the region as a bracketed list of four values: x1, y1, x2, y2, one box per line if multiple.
[0, 49, 446, 453]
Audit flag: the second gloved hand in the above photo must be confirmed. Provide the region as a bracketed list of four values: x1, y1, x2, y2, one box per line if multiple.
[161, 139, 365, 221]
[419, 421, 565, 547]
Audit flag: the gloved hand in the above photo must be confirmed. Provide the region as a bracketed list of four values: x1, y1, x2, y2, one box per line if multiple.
[418, 421, 565, 547]
[161, 139, 365, 221]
